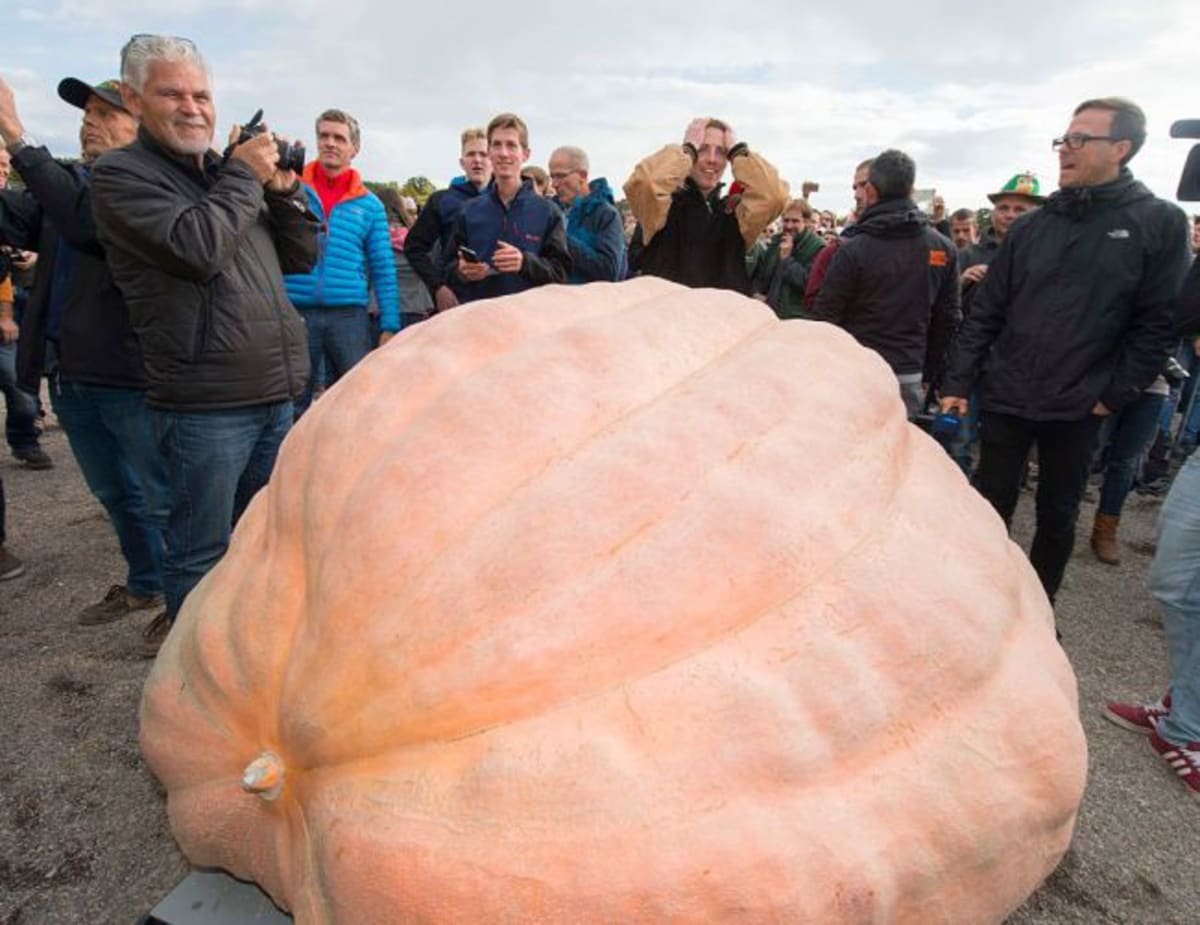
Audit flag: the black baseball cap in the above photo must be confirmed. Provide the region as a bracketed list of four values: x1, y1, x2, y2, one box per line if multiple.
[57, 77, 127, 112]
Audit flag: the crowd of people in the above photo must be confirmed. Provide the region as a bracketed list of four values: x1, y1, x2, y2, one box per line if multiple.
[1, 33, 1199, 802]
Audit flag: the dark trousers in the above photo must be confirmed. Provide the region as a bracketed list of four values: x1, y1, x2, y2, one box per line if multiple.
[974, 411, 1103, 602]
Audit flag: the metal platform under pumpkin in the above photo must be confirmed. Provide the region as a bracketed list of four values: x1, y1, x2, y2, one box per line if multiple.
[138, 870, 292, 924]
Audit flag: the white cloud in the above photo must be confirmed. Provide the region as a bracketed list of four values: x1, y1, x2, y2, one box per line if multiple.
[5, 0, 1200, 214]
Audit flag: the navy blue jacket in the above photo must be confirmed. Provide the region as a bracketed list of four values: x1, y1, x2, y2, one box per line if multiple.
[562, 177, 627, 283]
[405, 176, 486, 299]
[451, 180, 571, 302]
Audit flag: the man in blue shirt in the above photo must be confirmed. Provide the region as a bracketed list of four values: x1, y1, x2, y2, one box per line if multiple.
[548, 145, 626, 284]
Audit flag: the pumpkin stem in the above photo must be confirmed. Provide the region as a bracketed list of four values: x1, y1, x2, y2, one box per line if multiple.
[242, 751, 285, 801]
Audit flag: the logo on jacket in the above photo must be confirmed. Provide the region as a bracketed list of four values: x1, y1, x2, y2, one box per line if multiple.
[929, 250, 949, 267]
[1107, 228, 1130, 239]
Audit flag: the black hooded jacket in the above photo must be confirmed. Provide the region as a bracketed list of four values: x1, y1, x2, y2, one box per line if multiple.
[942, 169, 1190, 420]
[811, 198, 960, 378]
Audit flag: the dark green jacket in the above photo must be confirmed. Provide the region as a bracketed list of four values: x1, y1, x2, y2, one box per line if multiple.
[748, 228, 825, 319]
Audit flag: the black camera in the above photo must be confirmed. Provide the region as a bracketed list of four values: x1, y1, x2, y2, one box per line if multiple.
[224, 109, 305, 174]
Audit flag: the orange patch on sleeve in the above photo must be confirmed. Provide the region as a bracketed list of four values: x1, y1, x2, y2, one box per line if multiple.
[929, 250, 949, 267]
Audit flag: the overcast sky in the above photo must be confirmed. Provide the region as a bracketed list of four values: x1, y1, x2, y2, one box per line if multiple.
[7, 0, 1200, 215]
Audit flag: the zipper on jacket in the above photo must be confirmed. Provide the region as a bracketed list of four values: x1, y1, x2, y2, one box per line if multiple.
[192, 287, 211, 362]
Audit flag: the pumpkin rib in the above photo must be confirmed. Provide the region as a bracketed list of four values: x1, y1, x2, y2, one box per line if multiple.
[274, 351, 909, 762]
[340, 302, 777, 594]
[271, 287, 777, 745]
[289, 412, 912, 765]
[272, 291, 670, 727]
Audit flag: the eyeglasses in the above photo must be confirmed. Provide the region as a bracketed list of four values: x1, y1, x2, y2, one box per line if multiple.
[548, 171, 576, 181]
[1051, 133, 1121, 151]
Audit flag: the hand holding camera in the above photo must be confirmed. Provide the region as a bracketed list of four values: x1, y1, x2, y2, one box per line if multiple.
[224, 110, 306, 187]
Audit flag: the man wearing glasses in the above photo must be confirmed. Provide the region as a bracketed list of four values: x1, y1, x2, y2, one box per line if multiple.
[548, 145, 626, 284]
[941, 97, 1190, 621]
[91, 34, 317, 655]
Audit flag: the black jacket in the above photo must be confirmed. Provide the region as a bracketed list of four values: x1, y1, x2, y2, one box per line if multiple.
[0, 145, 145, 393]
[404, 178, 484, 301]
[957, 228, 1002, 321]
[811, 198, 960, 379]
[91, 128, 316, 411]
[942, 170, 1190, 420]
[638, 179, 751, 294]
[1176, 256, 1200, 336]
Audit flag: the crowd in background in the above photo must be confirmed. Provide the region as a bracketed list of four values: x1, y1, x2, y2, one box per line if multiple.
[1, 33, 1200, 800]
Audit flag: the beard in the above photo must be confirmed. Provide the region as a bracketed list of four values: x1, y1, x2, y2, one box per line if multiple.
[165, 120, 212, 156]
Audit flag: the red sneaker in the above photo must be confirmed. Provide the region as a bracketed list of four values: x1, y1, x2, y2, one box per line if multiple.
[1103, 693, 1171, 734]
[1148, 730, 1200, 799]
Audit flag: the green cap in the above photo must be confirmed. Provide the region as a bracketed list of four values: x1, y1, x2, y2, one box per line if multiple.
[987, 172, 1045, 205]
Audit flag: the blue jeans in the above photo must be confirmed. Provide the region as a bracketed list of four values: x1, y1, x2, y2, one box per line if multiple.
[51, 381, 170, 597]
[949, 390, 982, 476]
[295, 306, 371, 417]
[1098, 391, 1167, 516]
[154, 402, 293, 620]
[0, 342, 40, 454]
[1149, 452, 1200, 745]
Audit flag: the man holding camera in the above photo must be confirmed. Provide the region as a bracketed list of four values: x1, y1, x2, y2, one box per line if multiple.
[749, 198, 826, 319]
[91, 34, 317, 655]
[940, 97, 1190, 612]
[285, 109, 398, 416]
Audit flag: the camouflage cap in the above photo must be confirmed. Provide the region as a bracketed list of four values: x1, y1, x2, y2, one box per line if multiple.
[987, 172, 1046, 205]
[57, 77, 127, 113]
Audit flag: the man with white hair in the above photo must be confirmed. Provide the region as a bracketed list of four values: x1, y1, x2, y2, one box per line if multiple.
[548, 145, 626, 283]
[91, 34, 317, 654]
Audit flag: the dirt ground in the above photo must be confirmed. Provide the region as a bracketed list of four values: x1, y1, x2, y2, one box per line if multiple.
[1, 422, 1198, 924]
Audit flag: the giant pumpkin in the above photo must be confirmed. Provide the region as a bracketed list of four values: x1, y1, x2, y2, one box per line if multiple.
[141, 277, 1086, 924]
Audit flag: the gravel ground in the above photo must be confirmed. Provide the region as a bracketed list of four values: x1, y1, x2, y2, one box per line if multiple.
[1, 422, 1197, 925]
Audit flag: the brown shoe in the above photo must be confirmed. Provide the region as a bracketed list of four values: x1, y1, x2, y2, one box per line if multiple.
[1091, 512, 1120, 565]
[138, 609, 173, 659]
[78, 584, 165, 626]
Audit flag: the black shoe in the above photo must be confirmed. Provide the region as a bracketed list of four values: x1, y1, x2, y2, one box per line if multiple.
[14, 446, 53, 470]
[0, 546, 25, 581]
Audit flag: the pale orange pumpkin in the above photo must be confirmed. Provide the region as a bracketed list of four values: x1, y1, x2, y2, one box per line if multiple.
[141, 277, 1086, 924]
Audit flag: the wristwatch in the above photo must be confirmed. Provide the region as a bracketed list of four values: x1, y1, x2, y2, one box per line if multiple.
[5, 133, 38, 155]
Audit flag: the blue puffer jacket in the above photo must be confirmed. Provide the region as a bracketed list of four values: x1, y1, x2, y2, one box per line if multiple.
[564, 177, 627, 283]
[285, 164, 400, 331]
[450, 180, 572, 302]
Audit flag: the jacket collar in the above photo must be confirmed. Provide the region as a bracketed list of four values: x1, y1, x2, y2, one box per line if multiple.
[1044, 167, 1141, 219]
